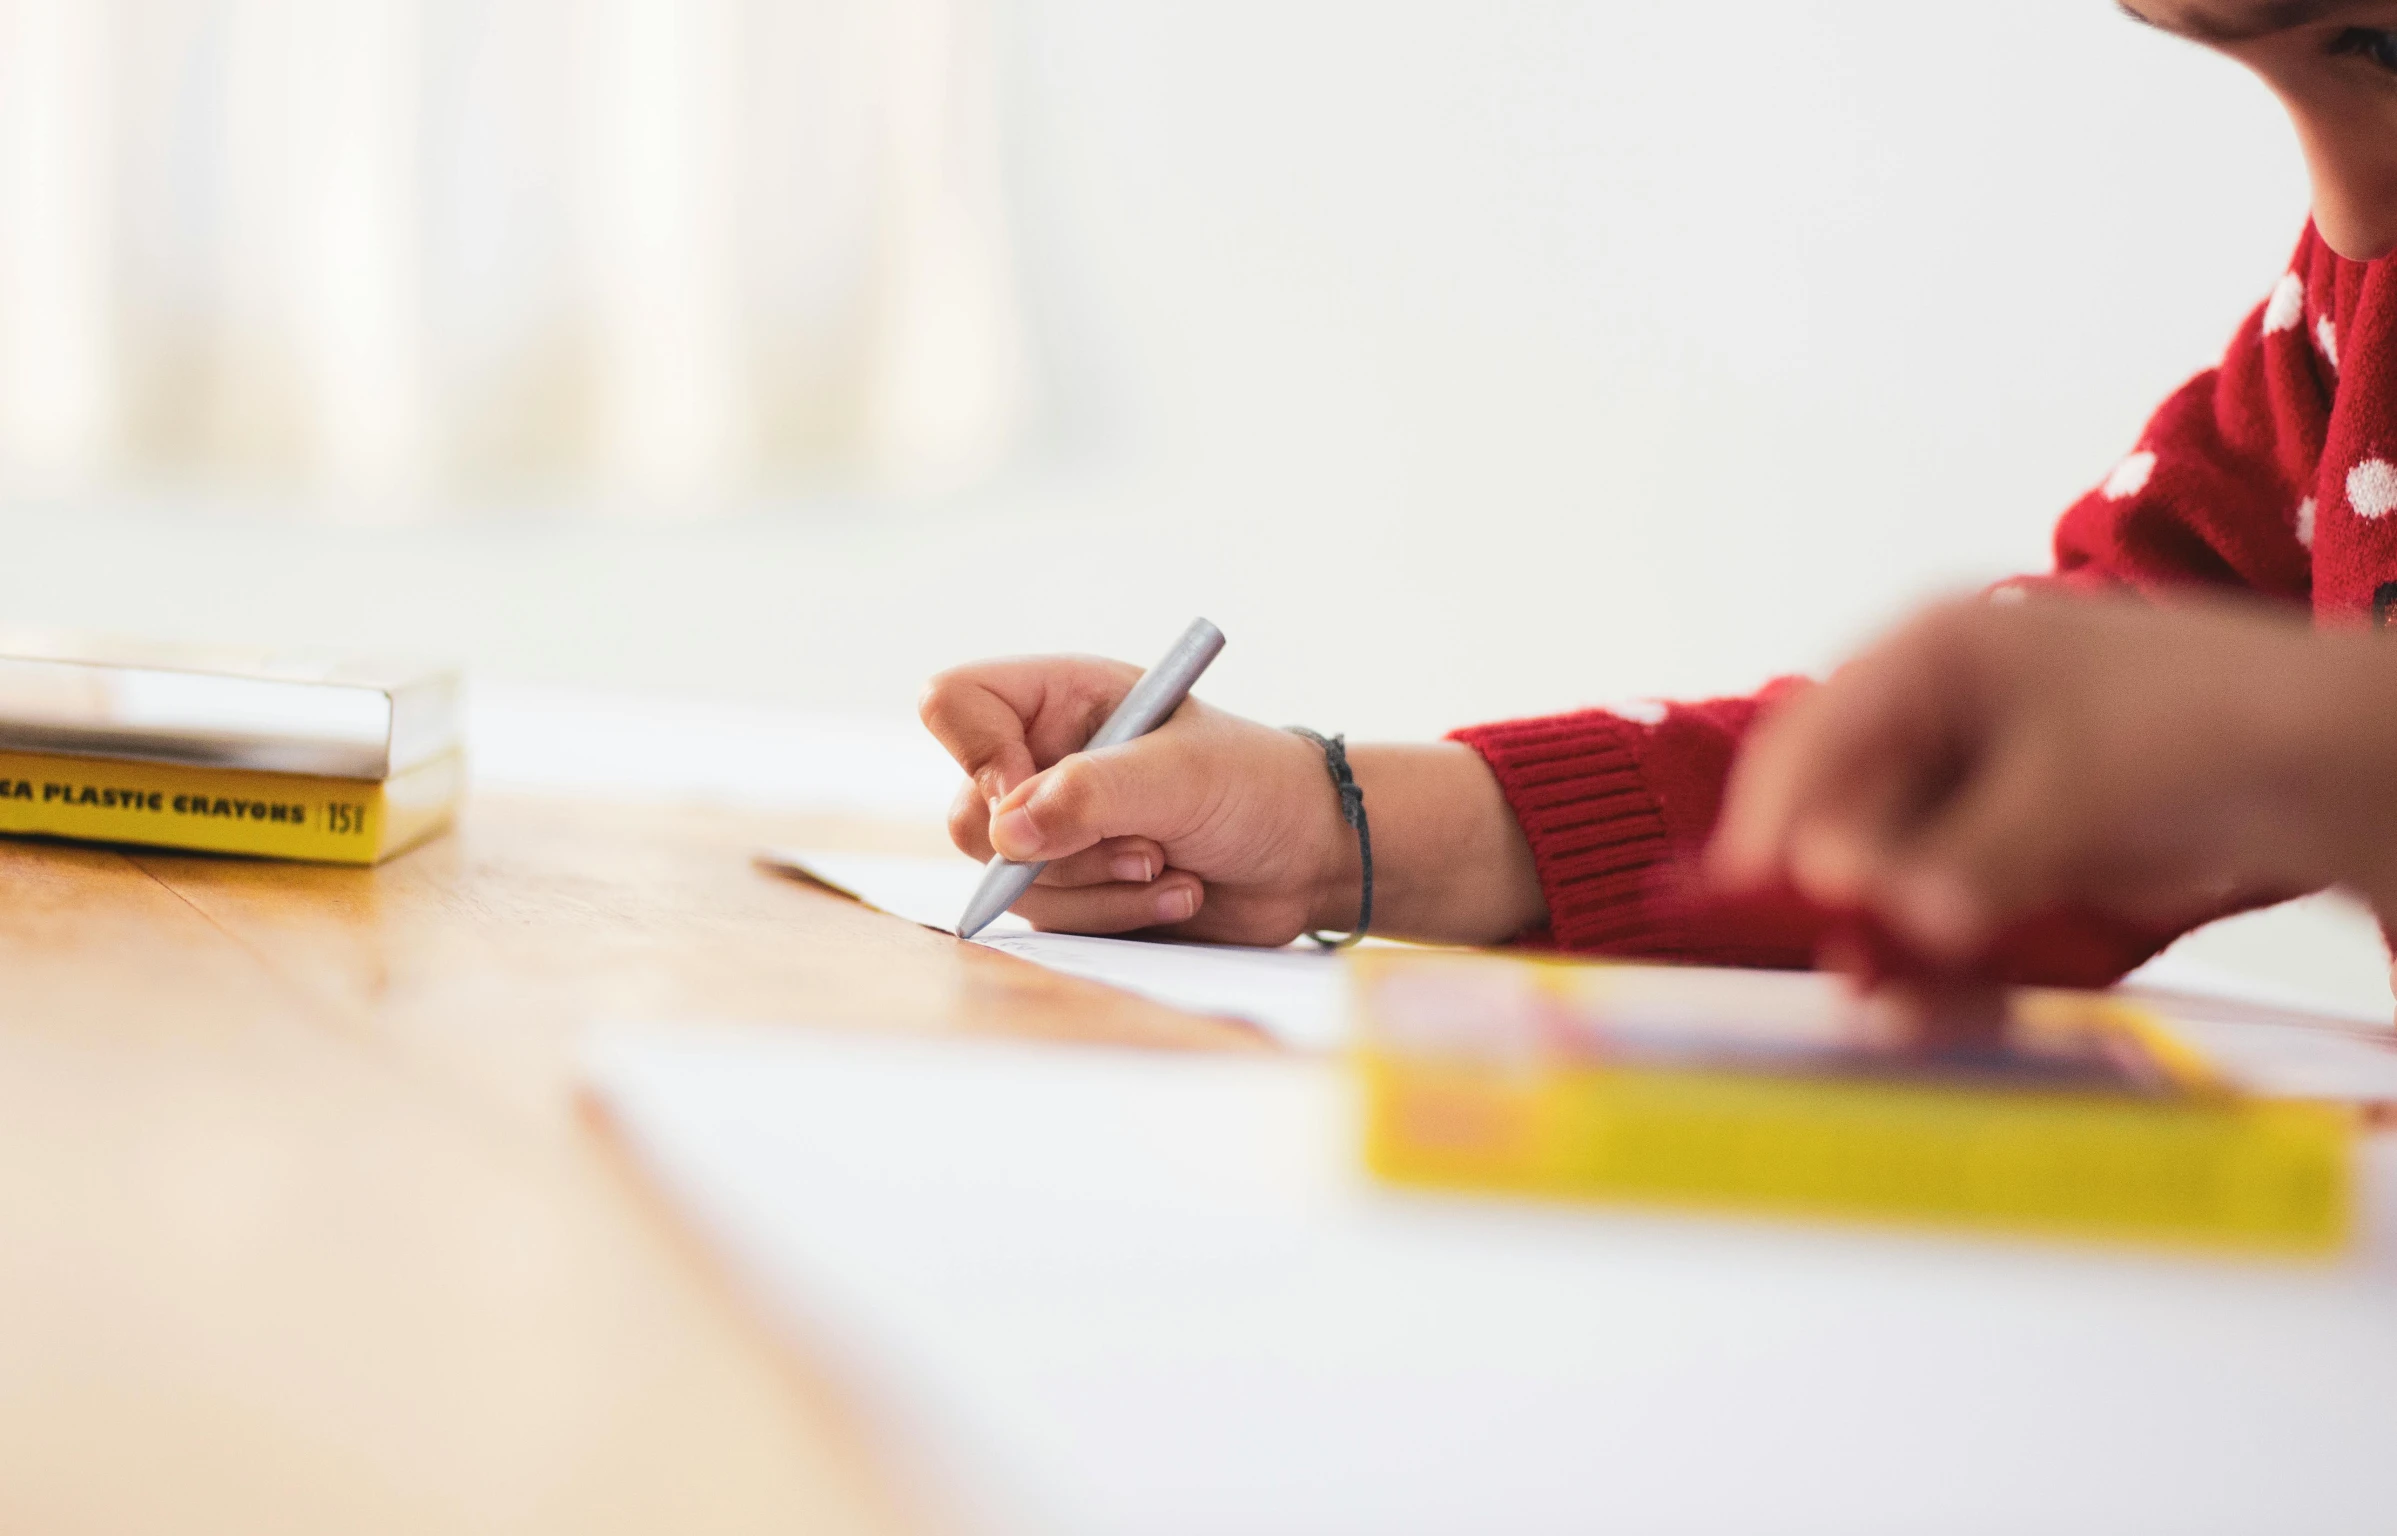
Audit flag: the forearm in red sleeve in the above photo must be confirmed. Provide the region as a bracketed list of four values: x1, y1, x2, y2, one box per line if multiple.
[1449, 683, 1814, 968]
[1452, 686, 2212, 985]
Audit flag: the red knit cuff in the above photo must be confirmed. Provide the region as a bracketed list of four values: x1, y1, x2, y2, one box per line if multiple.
[1448, 711, 1677, 953]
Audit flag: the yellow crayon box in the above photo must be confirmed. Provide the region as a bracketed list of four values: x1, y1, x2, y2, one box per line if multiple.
[0, 629, 462, 865]
[1353, 949, 2355, 1255]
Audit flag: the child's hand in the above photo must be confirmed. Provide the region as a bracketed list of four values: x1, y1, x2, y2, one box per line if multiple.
[919, 656, 1547, 946]
[919, 655, 1360, 943]
[1707, 594, 2397, 962]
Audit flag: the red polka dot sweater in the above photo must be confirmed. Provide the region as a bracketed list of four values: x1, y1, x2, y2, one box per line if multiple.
[1450, 222, 2382, 977]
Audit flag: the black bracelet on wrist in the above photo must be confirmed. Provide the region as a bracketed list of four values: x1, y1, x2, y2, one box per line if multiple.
[1287, 727, 1371, 948]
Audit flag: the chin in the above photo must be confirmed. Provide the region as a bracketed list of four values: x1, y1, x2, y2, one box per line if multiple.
[2313, 208, 2397, 264]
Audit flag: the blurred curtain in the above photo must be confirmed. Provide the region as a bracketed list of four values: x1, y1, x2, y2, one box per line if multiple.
[0, 0, 1025, 512]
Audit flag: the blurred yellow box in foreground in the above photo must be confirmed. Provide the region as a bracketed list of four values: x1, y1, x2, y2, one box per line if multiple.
[1354, 950, 2355, 1255]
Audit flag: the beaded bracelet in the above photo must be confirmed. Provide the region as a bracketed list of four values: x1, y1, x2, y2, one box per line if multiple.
[1288, 727, 1371, 948]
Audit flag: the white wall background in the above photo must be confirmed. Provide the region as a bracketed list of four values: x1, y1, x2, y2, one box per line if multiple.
[0, 0, 2312, 739]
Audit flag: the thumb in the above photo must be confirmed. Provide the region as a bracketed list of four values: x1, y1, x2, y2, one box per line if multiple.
[988, 739, 1187, 864]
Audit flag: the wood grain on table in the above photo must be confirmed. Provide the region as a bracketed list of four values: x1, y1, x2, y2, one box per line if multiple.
[0, 795, 1257, 1535]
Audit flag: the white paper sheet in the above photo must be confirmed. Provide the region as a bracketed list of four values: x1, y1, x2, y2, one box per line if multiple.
[763, 849, 2397, 1070]
[763, 847, 1028, 934]
[586, 1024, 2397, 1536]
[761, 847, 1350, 1051]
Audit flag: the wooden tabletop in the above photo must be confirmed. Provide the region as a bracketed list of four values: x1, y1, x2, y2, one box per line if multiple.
[0, 794, 1259, 1535]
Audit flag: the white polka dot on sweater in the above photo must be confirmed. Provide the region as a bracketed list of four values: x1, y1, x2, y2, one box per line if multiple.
[1610, 699, 1668, 727]
[2317, 315, 2340, 369]
[2263, 272, 2305, 335]
[2102, 451, 2156, 500]
[2348, 459, 2397, 519]
[2296, 495, 2317, 547]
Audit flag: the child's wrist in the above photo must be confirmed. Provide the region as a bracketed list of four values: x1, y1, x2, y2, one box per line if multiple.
[2315, 643, 2397, 910]
[2221, 630, 2397, 913]
[1290, 732, 1367, 936]
[1310, 742, 1544, 944]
